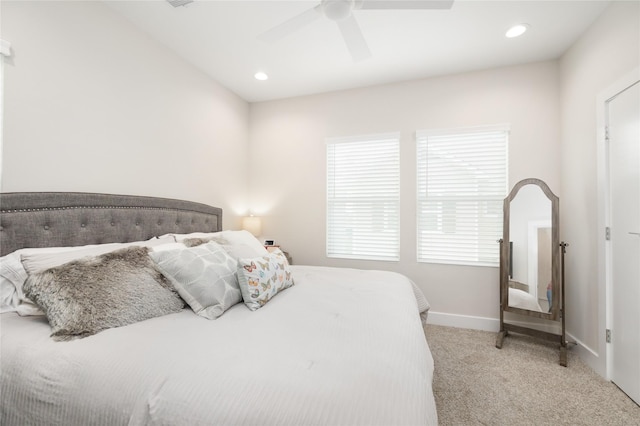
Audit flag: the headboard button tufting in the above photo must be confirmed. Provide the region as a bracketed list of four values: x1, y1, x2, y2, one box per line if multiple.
[0, 192, 223, 256]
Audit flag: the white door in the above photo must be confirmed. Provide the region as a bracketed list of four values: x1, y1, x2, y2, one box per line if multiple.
[608, 80, 640, 406]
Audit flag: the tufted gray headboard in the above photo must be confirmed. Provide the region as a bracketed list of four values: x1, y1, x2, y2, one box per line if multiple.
[0, 192, 223, 256]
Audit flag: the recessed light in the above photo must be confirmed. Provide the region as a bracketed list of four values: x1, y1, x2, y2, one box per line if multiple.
[505, 24, 529, 38]
[254, 72, 268, 81]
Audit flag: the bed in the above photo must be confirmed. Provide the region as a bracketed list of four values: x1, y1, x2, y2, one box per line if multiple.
[0, 192, 437, 426]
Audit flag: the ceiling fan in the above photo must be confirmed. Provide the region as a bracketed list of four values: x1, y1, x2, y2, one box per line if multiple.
[257, 0, 454, 62]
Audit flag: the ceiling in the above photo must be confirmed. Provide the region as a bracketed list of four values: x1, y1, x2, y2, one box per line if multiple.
[104, 0, 610, 103]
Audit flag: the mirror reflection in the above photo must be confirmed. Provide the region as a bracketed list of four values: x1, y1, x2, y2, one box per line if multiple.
[508, 184, 552, 313]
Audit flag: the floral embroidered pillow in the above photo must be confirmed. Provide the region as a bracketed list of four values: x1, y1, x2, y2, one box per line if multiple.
[237, 248, 294, 311]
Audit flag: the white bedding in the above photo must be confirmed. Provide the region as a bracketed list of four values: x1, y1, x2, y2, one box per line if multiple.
[0, 265, 436, 426]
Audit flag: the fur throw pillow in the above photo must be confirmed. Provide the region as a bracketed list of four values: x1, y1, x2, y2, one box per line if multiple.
[23, 246, 184, 341]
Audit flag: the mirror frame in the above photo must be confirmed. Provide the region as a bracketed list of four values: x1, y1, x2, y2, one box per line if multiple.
[501, 178, 560, 320]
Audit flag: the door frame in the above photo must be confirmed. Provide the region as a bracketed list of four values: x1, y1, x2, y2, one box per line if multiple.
[596, 67, 640, 380]
[527, 219, 552, 302]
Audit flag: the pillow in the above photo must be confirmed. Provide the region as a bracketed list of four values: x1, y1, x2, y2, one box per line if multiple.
[23, 246, 184, 341]
[1, 251, 40, 315]
[171, 230, 268, 258]
[21, 235, 175, 275]
[1, 247, 86, 316]
[169, 231, 218, 242]
[183, 236, 264, 260]
[218, 230, 268, 256]
[2, 246, 100, 316]
[0, 275, 20, 313]
[508, 288, 543, 312]
[149, 241, 242, 320]
[182, 236, 226, 248]
[151, 242, 187, 252]
[237, 248, 294, 311]
[2, 236, 175, 316]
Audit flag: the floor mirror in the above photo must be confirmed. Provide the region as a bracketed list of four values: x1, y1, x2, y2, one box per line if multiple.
[495, 178, 569, 366]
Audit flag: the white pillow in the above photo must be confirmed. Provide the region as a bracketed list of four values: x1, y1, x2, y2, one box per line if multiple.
[508, 288, 543, 312]
[218, 230, 268, 256]
[1, 251, 41, 315]
[21, 236, 175, 275]
[151, 242, 187, 252]
[168, 231, 219, 242]
[1, 275, 20, 313]
[149, 241, 242, 320]
[1, 247, 88, 316]
[169, 230, 268, 258]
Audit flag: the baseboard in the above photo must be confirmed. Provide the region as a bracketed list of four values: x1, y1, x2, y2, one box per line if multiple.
[566, 332, 604, 377]
[426, 311, 500, 332]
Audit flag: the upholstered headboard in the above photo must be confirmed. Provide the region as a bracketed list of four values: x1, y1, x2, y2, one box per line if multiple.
[0, 192, 223, 256]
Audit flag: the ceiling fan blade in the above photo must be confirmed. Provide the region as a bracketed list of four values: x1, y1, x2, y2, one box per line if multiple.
[336, 15, 372, 62]
[257, 5, 322, 43]
[359, 0, 454, 10]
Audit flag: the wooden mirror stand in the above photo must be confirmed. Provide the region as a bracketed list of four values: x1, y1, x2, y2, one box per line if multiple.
[495, 178, 569, 366]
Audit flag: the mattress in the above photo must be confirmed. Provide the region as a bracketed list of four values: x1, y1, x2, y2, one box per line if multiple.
[1, 265, 436, 426]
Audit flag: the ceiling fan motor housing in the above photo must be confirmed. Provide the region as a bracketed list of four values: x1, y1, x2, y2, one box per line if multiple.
[321, 0, 357, 21]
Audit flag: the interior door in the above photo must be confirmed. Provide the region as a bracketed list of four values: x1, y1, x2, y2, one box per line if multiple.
[608, 80, 640, 406]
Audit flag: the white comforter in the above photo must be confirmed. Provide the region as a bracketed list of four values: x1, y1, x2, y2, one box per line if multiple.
[0, 265, 436, 426]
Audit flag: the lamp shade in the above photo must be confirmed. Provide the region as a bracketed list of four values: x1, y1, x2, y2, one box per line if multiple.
[242, 216, 262, 237]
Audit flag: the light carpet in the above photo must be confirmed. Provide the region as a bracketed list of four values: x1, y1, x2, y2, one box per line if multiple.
[425, 324, 640, 426]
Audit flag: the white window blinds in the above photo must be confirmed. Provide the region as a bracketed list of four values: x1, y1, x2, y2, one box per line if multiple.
[327, 133, 400, 261]
[416, 126, 508, 266]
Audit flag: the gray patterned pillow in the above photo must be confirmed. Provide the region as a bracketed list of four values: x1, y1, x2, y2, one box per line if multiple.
[23, 246, 184, 341]
[149, 241, 242, 319]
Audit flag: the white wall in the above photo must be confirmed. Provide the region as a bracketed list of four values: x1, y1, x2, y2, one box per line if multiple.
[249, 61, 561, 322]
[1, 1, 250, 229]
[559, 0, 640, 375]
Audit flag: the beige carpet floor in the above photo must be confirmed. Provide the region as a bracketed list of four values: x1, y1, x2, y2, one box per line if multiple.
[425, 324, 640, 426]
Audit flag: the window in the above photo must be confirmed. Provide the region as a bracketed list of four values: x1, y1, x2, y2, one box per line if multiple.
[326, 133, 400, 261]
[416, 125, 508, 266]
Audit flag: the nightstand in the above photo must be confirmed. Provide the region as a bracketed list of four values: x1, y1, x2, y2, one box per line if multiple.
[265, 245, 293, 265]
